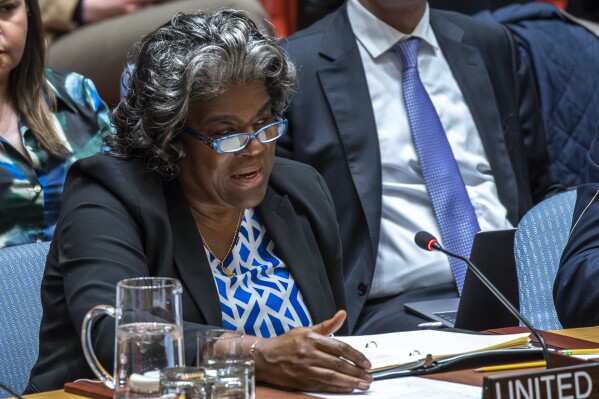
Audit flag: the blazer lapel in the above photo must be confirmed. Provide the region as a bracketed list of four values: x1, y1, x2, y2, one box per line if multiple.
[316, 6, 382, 261]
[165, 181, 222, 326]
[431, 12, 518, 221]
[256, 187, 337, 325]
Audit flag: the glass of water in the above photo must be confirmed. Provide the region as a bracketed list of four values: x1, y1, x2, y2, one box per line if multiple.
[82, 277, 185, 399]
[159, 367, 207, 399]
[196, 330, 255, 399]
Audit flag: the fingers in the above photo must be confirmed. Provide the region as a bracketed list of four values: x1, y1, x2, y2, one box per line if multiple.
[309, 345, 372, 380]
[293, 332, 373, 389]
[273, 355, 372, 393]
[330, 342, 372, 371]
[310, 310, 346, 337]
[296, 365, 372, 393]
[256, 312, 374, 393]
[308, 310, 372, 371]
[306, 328, 371, 371]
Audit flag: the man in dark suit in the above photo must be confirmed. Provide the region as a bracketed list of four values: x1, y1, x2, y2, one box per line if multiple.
[277, 0, 561, 334]
[554, 132, 599, 328]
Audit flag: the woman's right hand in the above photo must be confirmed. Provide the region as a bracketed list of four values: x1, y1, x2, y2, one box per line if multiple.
[252, 310, 373, 393]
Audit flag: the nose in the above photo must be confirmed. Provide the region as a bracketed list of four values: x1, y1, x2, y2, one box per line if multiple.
[238, 134, 264, 156]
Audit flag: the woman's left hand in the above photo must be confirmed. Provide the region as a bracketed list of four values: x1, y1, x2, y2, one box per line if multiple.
[252, 310, 373, 393]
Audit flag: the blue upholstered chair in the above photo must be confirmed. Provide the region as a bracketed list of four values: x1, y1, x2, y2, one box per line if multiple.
[513, 190, 577, 331]
[0, 241, 50, 398]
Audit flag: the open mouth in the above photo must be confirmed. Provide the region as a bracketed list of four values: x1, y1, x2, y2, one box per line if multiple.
[232, 167, 263, 181]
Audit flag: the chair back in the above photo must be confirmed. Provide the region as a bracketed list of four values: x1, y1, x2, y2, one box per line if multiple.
[514, 190, 576, 331]
[476, 4, 599, 187]
[0, 241, 50, 398]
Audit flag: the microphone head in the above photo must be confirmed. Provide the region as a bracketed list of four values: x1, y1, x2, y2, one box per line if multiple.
[414, 231, 438, 251]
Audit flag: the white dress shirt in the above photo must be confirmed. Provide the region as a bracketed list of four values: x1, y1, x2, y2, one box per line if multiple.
[347, 0, 513, 299]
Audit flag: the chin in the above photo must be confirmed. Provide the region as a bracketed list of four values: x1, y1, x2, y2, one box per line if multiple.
[235, 187, 268, 209]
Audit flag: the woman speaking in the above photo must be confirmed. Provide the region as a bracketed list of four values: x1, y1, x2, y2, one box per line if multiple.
[27, 9, 372, 395]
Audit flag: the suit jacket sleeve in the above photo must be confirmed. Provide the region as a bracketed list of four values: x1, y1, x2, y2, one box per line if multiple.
[472, 19, 562, 215]
[554, 133, 599, 327]
[46, 157, 213, 373]
[511, 31, 563, 204]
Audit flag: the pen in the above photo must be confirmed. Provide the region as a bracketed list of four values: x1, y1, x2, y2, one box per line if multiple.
[557, 348, 599, 356]
[417, 321, 443, 329]
[474, 361, 546, 372]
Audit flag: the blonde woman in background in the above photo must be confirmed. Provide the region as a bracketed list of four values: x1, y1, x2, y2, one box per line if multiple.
[0, 0, 111, 248]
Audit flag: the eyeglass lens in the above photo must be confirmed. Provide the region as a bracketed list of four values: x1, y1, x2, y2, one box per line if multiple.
[219, 122, 286, 152]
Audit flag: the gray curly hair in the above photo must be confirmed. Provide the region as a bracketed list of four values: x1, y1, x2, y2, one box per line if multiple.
[108, 9, 297, 177]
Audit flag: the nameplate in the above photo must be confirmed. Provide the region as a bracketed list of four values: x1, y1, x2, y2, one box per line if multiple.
[483, 363, 599, 399]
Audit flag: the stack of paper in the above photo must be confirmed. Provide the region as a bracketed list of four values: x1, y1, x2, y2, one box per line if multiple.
[336, 330, 530, 372]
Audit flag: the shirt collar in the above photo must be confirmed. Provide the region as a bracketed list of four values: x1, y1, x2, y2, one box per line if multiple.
[347, 0, 440, 59]
[45, 70, 79, 114]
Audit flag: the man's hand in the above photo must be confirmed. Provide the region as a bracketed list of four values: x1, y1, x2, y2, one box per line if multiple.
[80, 0, 172, 24]
[253, 310, 373, 393]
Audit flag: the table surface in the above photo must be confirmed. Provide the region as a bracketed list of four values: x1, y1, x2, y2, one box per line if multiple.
[551, 326, 599, 344]
[18, 326, 599, 399]
[18, 386, 309, 399]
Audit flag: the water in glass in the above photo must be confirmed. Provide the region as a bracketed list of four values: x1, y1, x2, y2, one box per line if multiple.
[159, 367, 207, 399]
[116, 322, 184, 399]
[204, 356, 255, 399]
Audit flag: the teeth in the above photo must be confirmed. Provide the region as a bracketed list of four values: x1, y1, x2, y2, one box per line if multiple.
[237, 171, 257, 179]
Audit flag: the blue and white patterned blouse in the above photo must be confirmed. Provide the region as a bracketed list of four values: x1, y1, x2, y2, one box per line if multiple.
[205, 208, 313, 338]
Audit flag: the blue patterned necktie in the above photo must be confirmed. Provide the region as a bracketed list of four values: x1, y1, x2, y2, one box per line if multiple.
[394, 37, 480, 294]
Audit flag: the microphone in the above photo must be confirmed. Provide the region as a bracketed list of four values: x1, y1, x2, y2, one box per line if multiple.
[414, 231, 552, 369]
[0, 381, 25, 399]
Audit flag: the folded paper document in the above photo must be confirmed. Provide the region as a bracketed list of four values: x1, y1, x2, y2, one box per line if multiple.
[336, 330, 531, 373]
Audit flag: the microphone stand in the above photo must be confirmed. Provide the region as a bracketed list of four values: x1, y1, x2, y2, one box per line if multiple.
[434, 245, 552, 369]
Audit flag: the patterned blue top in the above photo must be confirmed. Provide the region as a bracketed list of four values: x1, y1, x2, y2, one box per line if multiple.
[205, 208, 313, 337]
[0, 68, 111, 248]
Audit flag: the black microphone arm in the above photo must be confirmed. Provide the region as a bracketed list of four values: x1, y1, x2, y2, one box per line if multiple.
[414, 231, 552, 369]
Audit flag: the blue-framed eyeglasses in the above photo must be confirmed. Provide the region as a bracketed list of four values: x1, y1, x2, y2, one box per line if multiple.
[182, 117, 288, 154]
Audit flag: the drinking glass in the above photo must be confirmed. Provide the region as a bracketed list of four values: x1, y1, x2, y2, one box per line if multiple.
[196, 330, 255, 399]
[81, 277, 185, 399]
[159, 367, 207, 399]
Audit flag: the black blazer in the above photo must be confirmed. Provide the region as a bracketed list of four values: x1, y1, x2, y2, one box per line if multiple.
[554, 133, 599, 328]
[277, 5, 561, 332]
[26, 155, 347, 393]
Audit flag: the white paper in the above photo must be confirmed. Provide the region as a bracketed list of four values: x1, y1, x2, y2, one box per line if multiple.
[573, 354, 599, 360]
[303, 377, 481, 399]
[335, 330, 530, 370]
